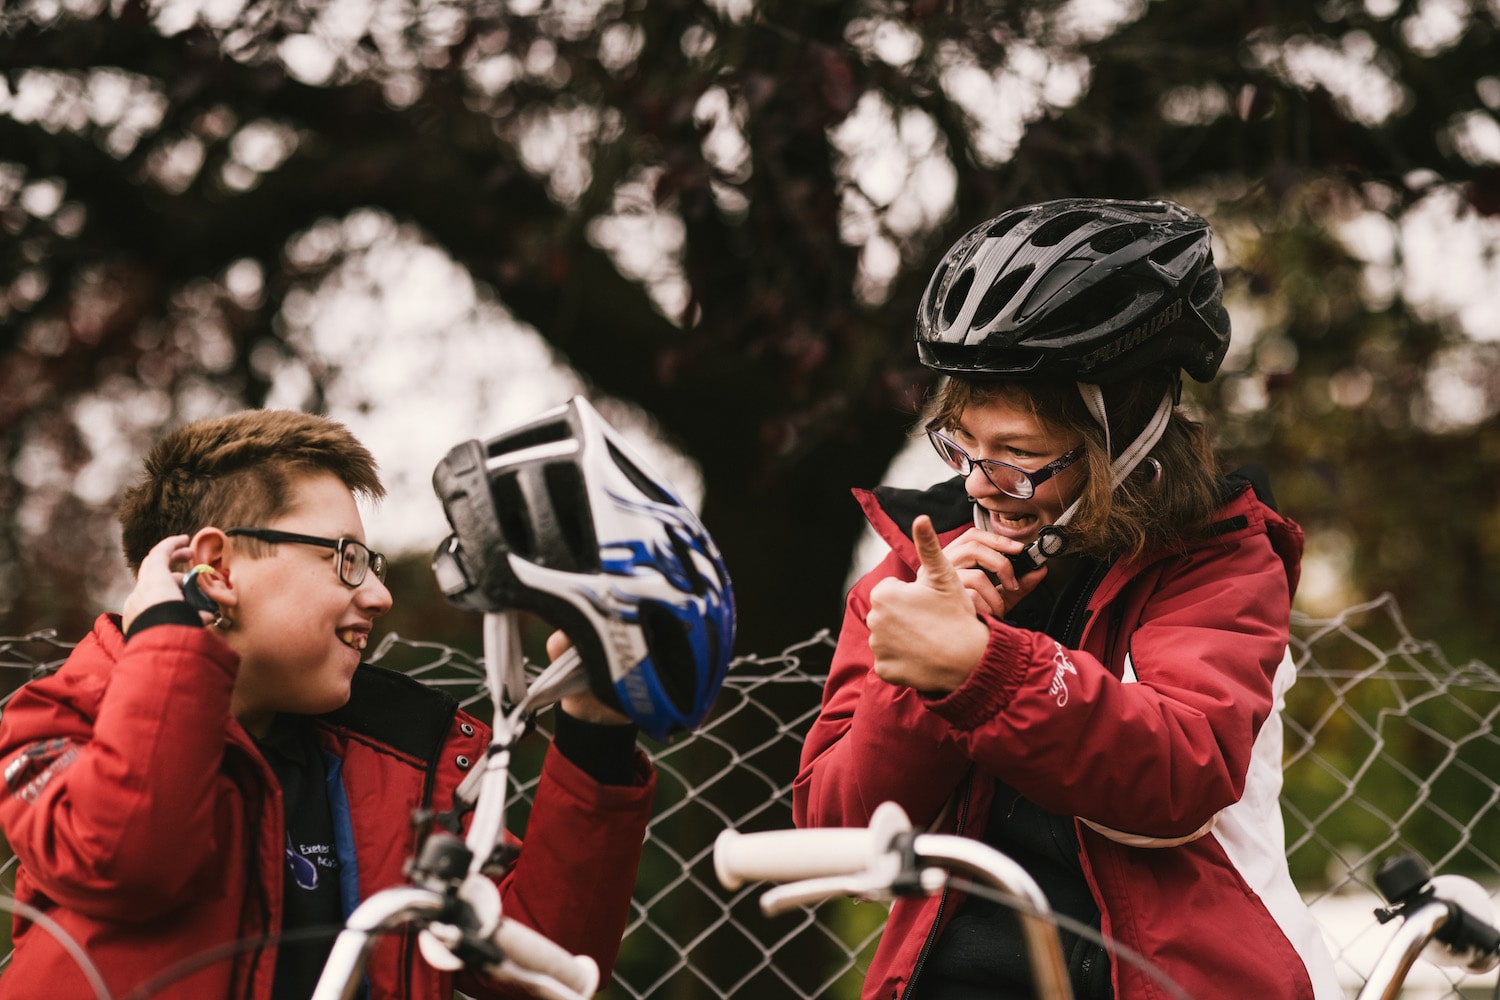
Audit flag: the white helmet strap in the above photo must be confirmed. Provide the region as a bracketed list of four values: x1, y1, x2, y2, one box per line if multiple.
[1079, 382, 1175, 491]
[1023, 383, 1174, 563]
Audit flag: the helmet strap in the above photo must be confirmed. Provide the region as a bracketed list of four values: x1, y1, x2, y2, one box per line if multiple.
[1013, 384, 1174, 569]
[1082, 382, 1174, 491]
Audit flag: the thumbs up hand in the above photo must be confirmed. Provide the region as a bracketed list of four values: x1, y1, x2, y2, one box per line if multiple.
[868, 516, 991, 694]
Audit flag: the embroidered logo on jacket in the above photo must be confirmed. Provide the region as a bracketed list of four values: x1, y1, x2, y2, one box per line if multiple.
[285, 832, 338, 890]
[1048, 642, 1077, 707]
[4, 738, 81, 804]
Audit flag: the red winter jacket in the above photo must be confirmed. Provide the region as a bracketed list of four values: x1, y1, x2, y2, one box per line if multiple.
[0, 616, 655, 1000]
[794, 476, 1341, 1000]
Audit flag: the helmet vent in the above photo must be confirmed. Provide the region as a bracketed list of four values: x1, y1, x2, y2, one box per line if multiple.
[607, 441, 675, 505]
[668, 530, 708, 596]
[638, 603, 697, 714]
[1147, 232, 1201, 270]
[1030, 211, 1097, 248]
[941, 268, 975, 327]
[1191, 268, 1222, 309]
[1089, 223, 1151, 255]
[542, 462, 598, 571]
[489, 421, 568, 457]
[705, 621, 721, 688]
[972, 264, 1033, 329]
[491, 472, 536, 560]
[985, 211, 1030, 239]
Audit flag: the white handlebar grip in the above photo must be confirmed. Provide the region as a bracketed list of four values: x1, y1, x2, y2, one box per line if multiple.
[492, 918, 600, 997]
[713, 801, 915, 890]
[1424, 874, 1500, 973]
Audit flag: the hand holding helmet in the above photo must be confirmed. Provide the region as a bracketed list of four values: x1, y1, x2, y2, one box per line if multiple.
[546, 630, 631, 725]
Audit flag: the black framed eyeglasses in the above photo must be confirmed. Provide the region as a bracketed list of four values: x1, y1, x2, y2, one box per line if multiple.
[925, 420, 1084, 500]
[225, 528, 387, 588]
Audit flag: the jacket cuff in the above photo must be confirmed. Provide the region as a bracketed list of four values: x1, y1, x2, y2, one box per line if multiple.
[551, 706, 640, 786]
[125, 600, 204, 641]
[924, 618, 1029, 731]
[543, 737, 656, 802]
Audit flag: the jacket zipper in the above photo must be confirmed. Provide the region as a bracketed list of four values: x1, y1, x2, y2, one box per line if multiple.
[402, 699, 462, 998]
[903, 562, 1110, 999]
[1060, 558, 1116, 1000]
[1055, 559, 1110, 648]
[901, 766, 974, 998]
[230, 748, 272, 1000]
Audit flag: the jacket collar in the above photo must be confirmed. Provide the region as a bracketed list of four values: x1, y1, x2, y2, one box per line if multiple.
[853, 468, 1304, 597]
[853, 476, 973, 575]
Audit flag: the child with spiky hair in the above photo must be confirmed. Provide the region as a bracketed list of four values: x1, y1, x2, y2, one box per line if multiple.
[0, 409, 654, 1000]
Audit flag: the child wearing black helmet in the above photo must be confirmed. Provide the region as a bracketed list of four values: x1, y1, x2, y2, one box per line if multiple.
[0, 409, 656, 1000]
[794, 199, 1340, 999]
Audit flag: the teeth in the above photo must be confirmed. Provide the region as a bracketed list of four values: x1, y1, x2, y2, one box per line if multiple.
[338, 629, 367, 651]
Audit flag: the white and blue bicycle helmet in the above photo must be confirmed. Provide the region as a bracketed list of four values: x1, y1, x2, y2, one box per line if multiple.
[429, 396, 736, 741]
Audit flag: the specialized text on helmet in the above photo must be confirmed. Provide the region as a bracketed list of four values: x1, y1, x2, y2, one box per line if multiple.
[1075, 298, 1183, 372]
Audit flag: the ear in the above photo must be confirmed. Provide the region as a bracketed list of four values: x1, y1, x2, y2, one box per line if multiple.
[187, 528, 236, 611]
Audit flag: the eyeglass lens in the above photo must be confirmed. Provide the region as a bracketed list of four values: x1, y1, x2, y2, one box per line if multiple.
[337, 540, 386, 587]
[928, 431, 1035, 499]
[338, 542, 366, 587]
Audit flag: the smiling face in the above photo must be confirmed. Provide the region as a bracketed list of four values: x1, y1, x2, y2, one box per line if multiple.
[217, 470, 392, 733]
[950, 394, 1088, 545]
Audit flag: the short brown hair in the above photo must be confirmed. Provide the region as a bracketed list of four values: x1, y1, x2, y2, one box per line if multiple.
[118, 410, 385, 571]
[927, 373, 1221, 562]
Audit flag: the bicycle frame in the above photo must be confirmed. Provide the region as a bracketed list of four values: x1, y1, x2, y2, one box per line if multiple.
[310, 610, 598, 1000]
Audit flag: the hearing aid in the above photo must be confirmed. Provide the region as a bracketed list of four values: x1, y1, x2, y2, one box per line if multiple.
[180, 564, 220, 616]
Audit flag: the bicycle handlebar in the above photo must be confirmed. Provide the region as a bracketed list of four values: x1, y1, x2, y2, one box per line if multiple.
[716, 813, 1500, 1000]
[313, 887, 448, 1000]
[310, 881, 599, 1000]
[1355, 856, 1500, 1000]
[490, 916, 601, 999]
[714, 826, 883, 889]
[313, 614, 605, 1000]
[714, 799, 912, 893]
[713, 801, 1075, 1000]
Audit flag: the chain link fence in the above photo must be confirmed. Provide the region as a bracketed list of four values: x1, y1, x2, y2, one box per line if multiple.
[2, 592, 1499, 998]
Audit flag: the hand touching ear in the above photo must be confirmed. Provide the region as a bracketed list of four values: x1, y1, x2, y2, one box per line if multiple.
[867, 516, 990, 694]
[122, 535, 196, 634]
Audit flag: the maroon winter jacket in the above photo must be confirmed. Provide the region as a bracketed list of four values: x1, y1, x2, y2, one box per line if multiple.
[794, 476, 1341, 1000]
[0, 616, 655, 999]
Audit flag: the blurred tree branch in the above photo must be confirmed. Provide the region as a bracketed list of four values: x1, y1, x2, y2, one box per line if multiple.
[3, 0, 1499, 660]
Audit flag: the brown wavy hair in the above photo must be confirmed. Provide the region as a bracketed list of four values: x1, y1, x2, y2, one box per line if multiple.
[117, 410, 384, 572]
[927, 372, 1221, 562]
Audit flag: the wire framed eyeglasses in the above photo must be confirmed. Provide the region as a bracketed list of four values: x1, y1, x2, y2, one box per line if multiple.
[924, 421, 1084, 500]
[225, 528, 387, 588]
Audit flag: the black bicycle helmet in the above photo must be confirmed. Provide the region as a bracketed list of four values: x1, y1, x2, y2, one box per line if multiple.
[430, 396, 736, 741]
[915, 198, 1230, 383]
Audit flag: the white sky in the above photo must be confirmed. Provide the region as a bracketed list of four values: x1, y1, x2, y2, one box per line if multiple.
[258, 210, 704, 559]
